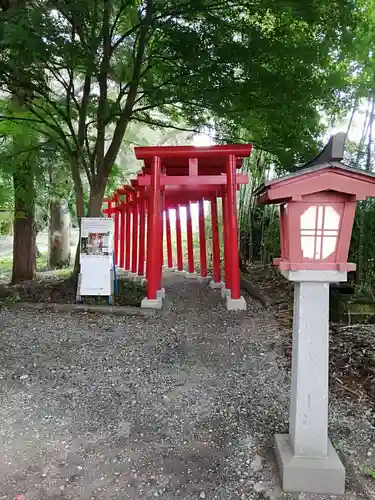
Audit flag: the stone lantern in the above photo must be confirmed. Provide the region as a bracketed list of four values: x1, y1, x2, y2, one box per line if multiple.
[254, 133, 375, 494]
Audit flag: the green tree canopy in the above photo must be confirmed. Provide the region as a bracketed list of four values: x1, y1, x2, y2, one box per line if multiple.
[0, 0, 360, 215]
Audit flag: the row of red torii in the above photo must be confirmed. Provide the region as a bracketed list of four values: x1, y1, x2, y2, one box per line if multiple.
[102, 144, 253, 310]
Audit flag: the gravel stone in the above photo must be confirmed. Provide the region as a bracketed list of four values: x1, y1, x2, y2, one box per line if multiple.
[0, 271, 372, 499]
[253, 482, 265, 493]
[250, 455, 263, 472]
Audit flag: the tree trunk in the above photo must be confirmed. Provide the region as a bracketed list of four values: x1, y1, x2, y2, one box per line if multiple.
[72, 234, 81, 283]
[70, 158, 86, 279]
[4, 0, 37, 283]
[88, 181, 107, 217]
[71, 178, 106, 281]
[49, 198, 71, 268]
[11, 161, 36, 284]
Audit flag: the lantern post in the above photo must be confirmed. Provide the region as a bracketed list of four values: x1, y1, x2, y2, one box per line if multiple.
[255, 133, 375, 495]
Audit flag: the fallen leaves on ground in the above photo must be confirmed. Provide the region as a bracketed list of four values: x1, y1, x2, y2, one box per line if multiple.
[246, 264, 375, 408]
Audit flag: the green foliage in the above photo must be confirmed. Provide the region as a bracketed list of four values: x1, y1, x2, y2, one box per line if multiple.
[0, 0, 362, 218]
[2, 0, 375, 285]
[349, 200, 375, 292]
[237, 149, 281, 265]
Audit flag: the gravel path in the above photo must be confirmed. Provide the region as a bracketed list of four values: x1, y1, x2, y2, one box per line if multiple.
[0, 272, 373, 500]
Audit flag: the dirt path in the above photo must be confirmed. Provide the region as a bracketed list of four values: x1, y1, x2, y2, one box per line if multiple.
[0, 273, 373, 499]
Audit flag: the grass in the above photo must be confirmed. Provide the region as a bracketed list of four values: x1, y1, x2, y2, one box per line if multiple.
[361, 466, 375, 480]
[0, 253, 73, 280]
[0, 255, 13, 272]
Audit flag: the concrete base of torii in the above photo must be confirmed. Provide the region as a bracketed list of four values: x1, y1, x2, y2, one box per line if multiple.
[275, 269, 347, 495]
[141, 297, 163, 309]
[116, 268, 130, 278]
[226, 296, 247, 311]
[197, 275, 211, 284]
[163, 265, 178, 272]
[140, 289, 166, 310]
[184, 272, 197, 279]
[209, 280, 224, 289]
[132, 274, 145, 282]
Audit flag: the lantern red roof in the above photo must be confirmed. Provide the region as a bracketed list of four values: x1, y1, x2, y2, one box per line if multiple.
[255, 133, 375, 203]
[255, 161, 375, 204]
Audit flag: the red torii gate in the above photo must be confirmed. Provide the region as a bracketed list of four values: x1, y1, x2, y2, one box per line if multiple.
[103, 144, 252, 310]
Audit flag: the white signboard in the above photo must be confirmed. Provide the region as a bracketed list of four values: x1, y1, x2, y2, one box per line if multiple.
[78, 217, 114, 298]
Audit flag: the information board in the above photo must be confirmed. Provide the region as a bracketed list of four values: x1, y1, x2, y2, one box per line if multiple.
[77, 217, 115, 299]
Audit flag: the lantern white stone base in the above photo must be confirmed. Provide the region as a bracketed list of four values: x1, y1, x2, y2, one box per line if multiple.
[275, 434, 345, 494]
[221, 287, 231, 299]
[281, 269, 348, 283]
[276, 269, 347, 494]
[225, 296, 247, 311]
[209, 280, 225, 289]
[141, 297, 163, 309]
[157, 288, 166, 299]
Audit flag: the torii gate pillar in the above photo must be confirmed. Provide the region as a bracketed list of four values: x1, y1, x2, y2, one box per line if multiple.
[141, 156, 163, 309]
[223, 155, 246, 310]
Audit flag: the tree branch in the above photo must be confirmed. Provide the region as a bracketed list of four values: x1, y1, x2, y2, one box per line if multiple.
[131, 116, 201, 134]
[0, 114, 43, 124]
[26, 103, 74, 155]
[95, 0, 112, 182]
[109, 0, 134, 41]
[110, 24, 141, 55]
[0, 139, 52, 158]
[104, 0, 154, 175]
